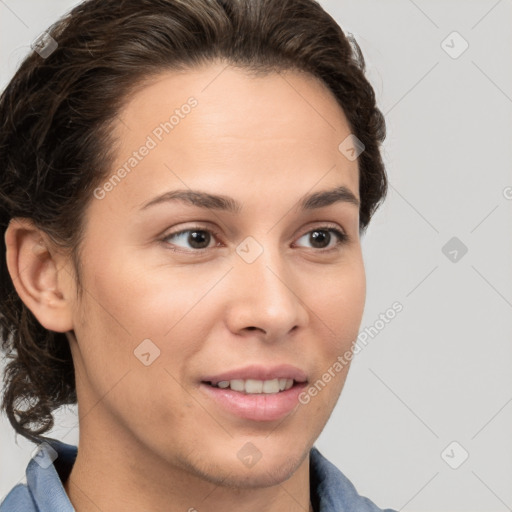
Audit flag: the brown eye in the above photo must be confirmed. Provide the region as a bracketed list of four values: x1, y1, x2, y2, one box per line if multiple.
[295, 227, 348, 250]
[163, 228, 218, 250]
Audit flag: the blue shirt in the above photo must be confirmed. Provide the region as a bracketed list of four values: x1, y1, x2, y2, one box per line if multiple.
[1, 438, 397, 511]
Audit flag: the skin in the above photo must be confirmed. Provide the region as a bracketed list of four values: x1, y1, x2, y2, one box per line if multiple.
[5, 61, 366, 512]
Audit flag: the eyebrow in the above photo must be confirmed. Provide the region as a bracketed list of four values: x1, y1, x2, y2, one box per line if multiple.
[140, 185, 360, 213]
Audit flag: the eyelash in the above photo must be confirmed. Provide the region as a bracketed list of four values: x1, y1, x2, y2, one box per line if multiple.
[160, 224, 349, 254]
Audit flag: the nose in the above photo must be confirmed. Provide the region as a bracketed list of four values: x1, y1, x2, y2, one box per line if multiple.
[223, 243, 309, 341]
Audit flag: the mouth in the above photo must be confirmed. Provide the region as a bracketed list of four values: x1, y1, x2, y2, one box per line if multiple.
[199, 378, 309, 422]
[202, 378, 303, 394]
[200, 363, 308, 392]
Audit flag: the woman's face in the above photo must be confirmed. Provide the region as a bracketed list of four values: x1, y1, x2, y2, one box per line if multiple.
[66, 62, 365, 486]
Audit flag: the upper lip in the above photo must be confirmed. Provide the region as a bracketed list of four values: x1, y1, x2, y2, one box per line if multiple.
[201, 364, 308, 385]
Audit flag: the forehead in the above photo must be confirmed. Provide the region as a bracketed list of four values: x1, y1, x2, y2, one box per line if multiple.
[96, 62, 359, 215]
[117, 62, 352, 145]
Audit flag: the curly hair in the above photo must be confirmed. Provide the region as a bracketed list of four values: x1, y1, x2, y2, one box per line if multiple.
[0, 0, 387, 444]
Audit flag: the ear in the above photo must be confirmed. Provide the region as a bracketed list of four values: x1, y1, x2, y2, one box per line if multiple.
[4, 218, 74, 332]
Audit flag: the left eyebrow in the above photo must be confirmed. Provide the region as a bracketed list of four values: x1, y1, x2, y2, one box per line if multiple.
[298, 185, 360, 210]
[139, 185, 360, 213]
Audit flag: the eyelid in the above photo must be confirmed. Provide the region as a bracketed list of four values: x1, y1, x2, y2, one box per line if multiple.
[293, 222, 349, 250]
[161, 221, 349, 253]
[296, 221, 346, 238]
[160, 224, 223, 253]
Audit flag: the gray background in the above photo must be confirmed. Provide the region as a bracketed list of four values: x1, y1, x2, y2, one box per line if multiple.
[1, 1, 511, 511]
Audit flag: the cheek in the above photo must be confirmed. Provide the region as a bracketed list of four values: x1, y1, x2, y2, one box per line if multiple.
[71, 281, 202, 438]
[85, 243, 231, 339]
[72, 249, 222, 396]
[309, 257, 366, 348]
[302, 259, 364, 412]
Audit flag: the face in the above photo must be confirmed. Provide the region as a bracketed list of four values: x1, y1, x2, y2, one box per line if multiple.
[65, 62, 365, 487]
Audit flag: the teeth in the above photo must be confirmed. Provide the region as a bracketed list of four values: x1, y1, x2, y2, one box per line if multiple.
[212, 378, 294, 394]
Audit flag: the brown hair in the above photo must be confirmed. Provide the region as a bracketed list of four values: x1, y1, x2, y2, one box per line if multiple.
[0, 0, 387, 443]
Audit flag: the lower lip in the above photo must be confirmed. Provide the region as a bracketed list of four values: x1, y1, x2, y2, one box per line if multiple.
[199, 382, 308, 422]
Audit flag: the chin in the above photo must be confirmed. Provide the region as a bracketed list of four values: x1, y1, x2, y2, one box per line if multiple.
[210, 455, 306, 490]
[183, 444, 309, 490]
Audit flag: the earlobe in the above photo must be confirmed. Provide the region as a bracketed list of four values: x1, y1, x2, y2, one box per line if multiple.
[4, 218, 74, 333]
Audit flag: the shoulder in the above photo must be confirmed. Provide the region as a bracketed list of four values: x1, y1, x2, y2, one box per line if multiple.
[310, 446, 397, 512]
